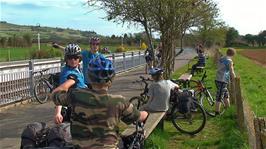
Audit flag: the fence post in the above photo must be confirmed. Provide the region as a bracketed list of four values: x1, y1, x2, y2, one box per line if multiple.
[139, 51, 141, 65]
[229, 77, 236, 104]
[123, 53, 126, 70]
[131, 52, 134, 67]
[254, 117, 265, 149]
[235, 77, 245, 131]
[29, 60, 35, 99]
[112, 53, 115, 69]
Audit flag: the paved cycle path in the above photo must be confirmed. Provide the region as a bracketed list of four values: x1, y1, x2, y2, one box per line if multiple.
[0, 49, 196, 149]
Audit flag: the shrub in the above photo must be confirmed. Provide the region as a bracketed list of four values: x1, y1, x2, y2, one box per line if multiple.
[116, 46, 126, 52]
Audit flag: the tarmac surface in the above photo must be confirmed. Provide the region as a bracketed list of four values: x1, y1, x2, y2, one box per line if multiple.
[0, 49, 195, 149]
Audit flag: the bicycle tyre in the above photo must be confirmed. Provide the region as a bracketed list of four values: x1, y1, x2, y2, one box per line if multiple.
[200, 90, 216, 117]
[129, 96, 144, 109]
[171, 100, 206, 135]
[33, 80, 51, 104]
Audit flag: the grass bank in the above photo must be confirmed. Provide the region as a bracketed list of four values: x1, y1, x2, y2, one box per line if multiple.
[145, 56, 248, 149]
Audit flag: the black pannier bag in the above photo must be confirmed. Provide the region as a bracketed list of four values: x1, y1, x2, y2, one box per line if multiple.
[21, 122, 72, 149]
[170, 89, 195, 114]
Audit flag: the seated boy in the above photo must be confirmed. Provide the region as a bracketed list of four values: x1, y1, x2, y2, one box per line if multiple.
[141, 68, 179, 112]
[51, 56, 148, 149]
[190, 49, 206, 76]
[53, 43, 87, 124]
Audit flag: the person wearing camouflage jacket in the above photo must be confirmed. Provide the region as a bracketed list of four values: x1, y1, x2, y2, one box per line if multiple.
[51, 57, 148, 149]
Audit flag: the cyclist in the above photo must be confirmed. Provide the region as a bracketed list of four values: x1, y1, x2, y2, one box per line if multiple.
[51, 56, 148, 149]
[155, 43, 162, 67]
[144, 47, 154, 73]
[101, 47, 111, 54]
[81, 37, 105, 88]
[215, 48, 236, 115]
[190, 48, 206, 76]
[141, 67, 179, 112]
[52, 43, 87, 124]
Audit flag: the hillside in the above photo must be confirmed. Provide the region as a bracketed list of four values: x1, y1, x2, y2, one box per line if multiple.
[0, 21, 99, 44]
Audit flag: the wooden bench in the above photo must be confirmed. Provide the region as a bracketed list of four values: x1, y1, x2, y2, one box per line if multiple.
[121, 111, 166, 139]
[178, 73, 192, 88]
[195, 66, 205, 73]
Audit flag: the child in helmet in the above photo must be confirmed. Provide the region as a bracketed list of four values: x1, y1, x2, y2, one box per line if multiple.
[53, 43, 87, 124]
[51, 57, 148, 149]
[141, 67, 179, 112]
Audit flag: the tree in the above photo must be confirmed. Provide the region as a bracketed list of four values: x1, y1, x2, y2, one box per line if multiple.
[0, 37, 7, 47]
[23, 33, 32, 47]
[87, 0, 219, 78]
[244, 34, 256, 47]
[225, 27, 239, 46]
[257, 30, 266, 46]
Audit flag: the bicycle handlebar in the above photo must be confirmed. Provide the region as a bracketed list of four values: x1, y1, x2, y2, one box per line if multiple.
[33, 68, 50, 75]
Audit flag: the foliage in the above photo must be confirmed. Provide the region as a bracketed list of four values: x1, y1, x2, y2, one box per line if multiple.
[115, 46, 126, 52]
[140, 42, 147, 50]
[225, 27, 239, 47]
[87, 0, 219, 79]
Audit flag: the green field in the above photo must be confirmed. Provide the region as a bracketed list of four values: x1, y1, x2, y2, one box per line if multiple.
[0, 44, 141, 62]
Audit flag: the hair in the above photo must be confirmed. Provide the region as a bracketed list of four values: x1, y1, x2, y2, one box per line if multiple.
[151, 74, 163, 81]
[226, 48, 236, 56]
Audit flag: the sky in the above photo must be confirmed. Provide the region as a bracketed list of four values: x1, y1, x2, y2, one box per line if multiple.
[0, 0, 266, 36]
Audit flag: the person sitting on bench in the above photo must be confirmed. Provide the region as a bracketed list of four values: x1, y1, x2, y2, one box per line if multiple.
[141, 68, 179, 112]
[191, 49, 206, 76]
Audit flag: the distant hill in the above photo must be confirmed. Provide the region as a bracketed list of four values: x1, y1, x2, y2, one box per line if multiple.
[0, 21, 101, 44]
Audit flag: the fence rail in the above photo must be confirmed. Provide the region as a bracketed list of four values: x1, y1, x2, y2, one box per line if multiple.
[0, 50, 145, 106]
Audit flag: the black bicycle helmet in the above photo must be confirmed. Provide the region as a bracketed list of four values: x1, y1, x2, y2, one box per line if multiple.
[88, 56, 115, 83]
[64, 43, 81, 56]
[149, 67, 164, 76]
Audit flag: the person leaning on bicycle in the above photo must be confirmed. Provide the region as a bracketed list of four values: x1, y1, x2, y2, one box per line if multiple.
[51, 56, 148, 149]
[53, 43, 87, 124]
[215, 48, 236, 116]
[141, 67, 179, 112]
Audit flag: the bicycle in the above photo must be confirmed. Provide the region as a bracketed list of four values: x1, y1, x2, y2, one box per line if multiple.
[130, 76, 206, 135]
[33, 68, 60, 104]
[187, 71, 225, 117]
[129, 76, 152, 109]
[122, 121, 145, 149]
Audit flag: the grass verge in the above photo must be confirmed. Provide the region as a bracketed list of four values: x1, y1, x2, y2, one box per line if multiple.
[145, 56, 249, 149]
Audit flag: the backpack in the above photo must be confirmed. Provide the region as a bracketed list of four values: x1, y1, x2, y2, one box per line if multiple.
[21, 122, 72, 149]
[171, 90, 194, 114]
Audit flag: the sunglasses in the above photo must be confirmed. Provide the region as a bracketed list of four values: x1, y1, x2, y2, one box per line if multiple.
[67, 55, 80, 60]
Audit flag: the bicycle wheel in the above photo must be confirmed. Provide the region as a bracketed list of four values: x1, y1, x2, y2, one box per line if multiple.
[171, 100, 206, 135]
[200, 90, 216, 117]
[129, 96, 144, 109]
[33, 80, 51, 104]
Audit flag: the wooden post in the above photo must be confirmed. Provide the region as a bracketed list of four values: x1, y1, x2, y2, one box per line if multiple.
[254, 117, 265, 149]
[235, 77, 245, 131]
[229, 77, 236, 104]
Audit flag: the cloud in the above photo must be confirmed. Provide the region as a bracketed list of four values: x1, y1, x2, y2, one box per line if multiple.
[1, 0, 87, 9]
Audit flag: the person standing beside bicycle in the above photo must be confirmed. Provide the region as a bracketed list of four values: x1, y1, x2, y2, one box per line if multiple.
[141, 68, 179, 112]
[215, 48, 236, 115]
[51, 56, 148, 149]
[52, 43, 87, 124]
[144, 47, 154, 74]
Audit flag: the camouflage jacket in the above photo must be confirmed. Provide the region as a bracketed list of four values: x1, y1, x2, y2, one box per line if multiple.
[52, 88, 140, 149]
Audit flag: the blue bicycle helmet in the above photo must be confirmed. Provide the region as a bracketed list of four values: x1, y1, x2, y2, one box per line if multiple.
[149, 67, 163, 76]
[88, 56, 115, 83]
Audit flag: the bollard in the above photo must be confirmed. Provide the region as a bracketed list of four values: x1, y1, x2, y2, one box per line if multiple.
[29, 60, 35, 100]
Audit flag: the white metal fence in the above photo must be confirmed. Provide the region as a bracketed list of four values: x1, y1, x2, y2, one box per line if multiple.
[0, 51, 145, 106]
